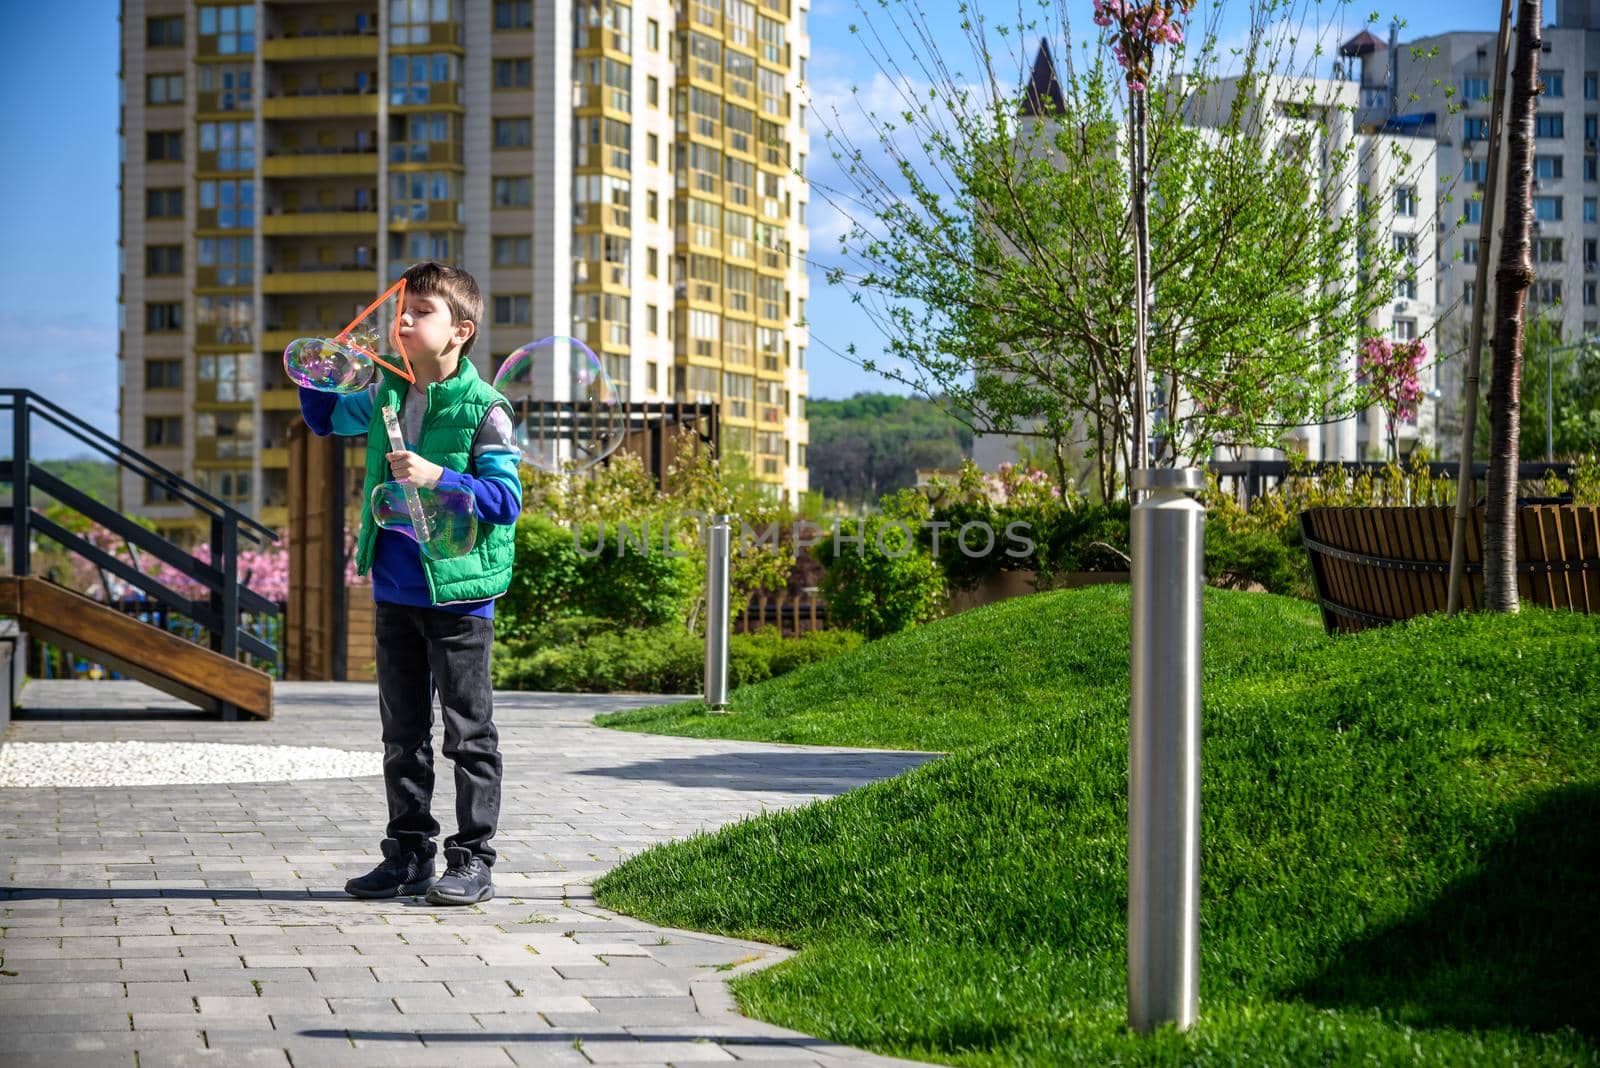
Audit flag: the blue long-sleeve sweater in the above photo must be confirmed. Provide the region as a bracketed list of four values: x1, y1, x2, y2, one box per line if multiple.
[300, 385, 522, 617]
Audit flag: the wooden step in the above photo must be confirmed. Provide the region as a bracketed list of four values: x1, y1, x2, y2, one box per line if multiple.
[0, 577, 273, 719]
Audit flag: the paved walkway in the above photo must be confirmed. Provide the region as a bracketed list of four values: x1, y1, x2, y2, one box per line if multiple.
[0, 681, 941, 1068]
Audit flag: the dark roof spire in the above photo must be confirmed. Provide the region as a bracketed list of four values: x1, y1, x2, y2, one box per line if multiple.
[1021, 39, 1067, 117]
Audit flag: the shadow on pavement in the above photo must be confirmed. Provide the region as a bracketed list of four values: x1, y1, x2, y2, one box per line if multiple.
[577, 749, 936, 794]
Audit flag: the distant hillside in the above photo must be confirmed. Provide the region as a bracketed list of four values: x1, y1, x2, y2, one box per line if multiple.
[0, 458, 118, 507]
[805, 393, 973, 505]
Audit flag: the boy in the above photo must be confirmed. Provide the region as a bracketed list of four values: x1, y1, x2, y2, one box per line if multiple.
[299, 261, 521, 905]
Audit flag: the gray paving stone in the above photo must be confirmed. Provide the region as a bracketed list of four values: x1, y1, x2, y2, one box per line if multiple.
[0, 680, 942, 1068]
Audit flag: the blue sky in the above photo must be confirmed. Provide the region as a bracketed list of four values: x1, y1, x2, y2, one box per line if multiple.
[0, 0, 1503, 457]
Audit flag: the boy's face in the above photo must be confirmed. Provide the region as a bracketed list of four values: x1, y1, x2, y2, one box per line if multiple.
[397, 291, 474, 362]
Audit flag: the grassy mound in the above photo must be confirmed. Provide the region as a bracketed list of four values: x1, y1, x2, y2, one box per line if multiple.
[594, 587, 1600, 1065]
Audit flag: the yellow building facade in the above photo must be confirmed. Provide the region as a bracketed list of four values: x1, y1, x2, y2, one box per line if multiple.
[120, 0, 811, 536]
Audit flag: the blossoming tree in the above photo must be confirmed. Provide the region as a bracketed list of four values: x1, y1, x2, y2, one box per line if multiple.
[1357, 336, 1428, 461]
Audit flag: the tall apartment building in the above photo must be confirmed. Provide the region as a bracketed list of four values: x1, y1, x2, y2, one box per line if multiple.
[974, 53, 1438, 474]
[119, 0, 812, 537]
[1189, 74, 1441, 462]
[1354, 0, 1600, 455]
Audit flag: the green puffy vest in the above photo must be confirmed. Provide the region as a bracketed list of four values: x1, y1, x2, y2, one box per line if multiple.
[354, 359, 517, 605]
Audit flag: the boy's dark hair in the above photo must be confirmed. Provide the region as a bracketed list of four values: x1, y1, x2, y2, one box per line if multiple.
[401, 261, 483, 356]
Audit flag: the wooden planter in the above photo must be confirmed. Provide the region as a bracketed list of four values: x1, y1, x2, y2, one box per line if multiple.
[1299, 505, 1600, 635]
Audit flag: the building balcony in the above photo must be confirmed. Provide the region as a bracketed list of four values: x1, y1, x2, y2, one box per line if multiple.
[262, 268, 379, 294]
[263, 152, 379, 177]
[262, 92, 379, 120]
[261, 209, 379, 235]
[262, 33, 378, 62]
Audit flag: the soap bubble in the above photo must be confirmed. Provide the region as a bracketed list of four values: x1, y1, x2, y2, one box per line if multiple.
[370, 481, 478, 560]
[283, 337, 376, 394]
[491, 336, 625, 473]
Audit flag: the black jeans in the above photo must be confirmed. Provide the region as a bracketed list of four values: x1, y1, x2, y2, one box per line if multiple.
[374, 602, 501, 866]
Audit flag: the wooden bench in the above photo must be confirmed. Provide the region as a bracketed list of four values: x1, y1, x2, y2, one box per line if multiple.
[1299, 505, 1600, 635]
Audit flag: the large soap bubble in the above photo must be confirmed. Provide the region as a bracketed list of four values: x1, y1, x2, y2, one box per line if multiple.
[283, 337, 376, 394]
[492, 336, 626, 472]
[371, 481, 478, 560]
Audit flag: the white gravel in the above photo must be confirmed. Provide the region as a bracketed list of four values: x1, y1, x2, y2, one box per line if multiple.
[0, 741, 383, 788]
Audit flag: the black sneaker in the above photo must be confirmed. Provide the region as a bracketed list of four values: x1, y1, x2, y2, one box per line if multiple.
[425, 846, 494, 906]
[344, 838, 436, 899]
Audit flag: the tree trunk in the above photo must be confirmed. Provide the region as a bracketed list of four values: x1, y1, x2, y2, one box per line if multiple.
[1485, 0, 1541, 612]
[1448, 0, 1514, 615]
[1130, 86, 1151, 489]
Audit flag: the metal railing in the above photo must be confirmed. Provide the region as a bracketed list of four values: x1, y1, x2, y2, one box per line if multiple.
[0, 389, 282, 711]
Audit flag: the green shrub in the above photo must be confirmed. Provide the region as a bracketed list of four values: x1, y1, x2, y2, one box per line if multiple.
[1205, 522, 1310, 597]
[818, 515, 946, 639]
[493, 621, 863, 693]
[498, 514, 582, 640]
[574, 520, 697, 628]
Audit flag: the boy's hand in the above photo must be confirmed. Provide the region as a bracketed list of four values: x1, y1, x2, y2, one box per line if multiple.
[387, 450, 445, 488]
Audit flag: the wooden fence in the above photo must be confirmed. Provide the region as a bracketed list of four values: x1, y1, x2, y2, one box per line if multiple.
[1299, 505, 1600, 635]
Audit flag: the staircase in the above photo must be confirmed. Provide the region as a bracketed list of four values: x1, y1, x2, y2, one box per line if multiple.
[1, 390, 279, 719]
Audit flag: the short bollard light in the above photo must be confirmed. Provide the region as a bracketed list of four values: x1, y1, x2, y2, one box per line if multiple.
[703, 514, 733, 713]
[1127, 467, 1205, 1034]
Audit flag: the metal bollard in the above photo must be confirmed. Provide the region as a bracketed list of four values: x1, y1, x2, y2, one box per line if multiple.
[704, 514, 732, 713]
[1127, 467, 1205, 1034]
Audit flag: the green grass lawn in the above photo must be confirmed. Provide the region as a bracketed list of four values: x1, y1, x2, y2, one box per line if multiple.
[593, 587, 1600, 1065]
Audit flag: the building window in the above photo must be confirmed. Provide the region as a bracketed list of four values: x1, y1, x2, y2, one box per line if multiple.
[494, 117, 532, 148]
[493, 236, 532, 266]
[146, 131, 182, 162]
[1464, 116, 1490, 140]
[145, 480, 182, 505]
[1363, 88, 1387, 109]
[1588, 72, 1599, 100]
[198, 120, 254, 170]
[1464, 158, 1487, 183]
[1393, 186, 1417, 217]
[144, 416, 183, 447]
[146, 188, 183, 219]
[646, 303, 658, 335]
[1392, 318, 1417, 341]
[147, 15, 183, 47]
[494, 58, 531, 89]
[493, 295, 531, 325]
[197, 5, 256, 54]
[1588, 197, 1598, 222]
[647, 17, 659, 49]
[647, 132, 659, 164]
[197, 235, 253, 286]
[1534, 195, 1563, 220]
[1462, 281, 1476, 307]
[646, 360, 658, 392]
[646, 246, 658, 277]
[1535, 237, 1565, 262]
[1535, 155, 1564, 180]
[1461, 76, 1490, 101]
[1395, 274, 1417, 300]
[647, 74, 659, 107]
[493, 176, 531, 207]
[1542, 71, 1565, 98]
[146, 74, 183, 105]
[196, 62, 253, 111]
[1589, 114, 1599, 140]
[146, 245, 183, 276]
[494, 0, 533, 29]
[1586, 238, 1598, 265]
[198, 179, 255, 228]
[1532, 279, 1564, 304]
[145, 360, 183, 390]
[1536, 113, 1564, 138]
[1587, 281, 1598, 306]
[145, 302, 182, 333]
[647, 190, 658, 221]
